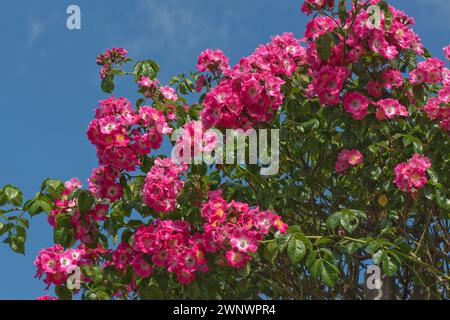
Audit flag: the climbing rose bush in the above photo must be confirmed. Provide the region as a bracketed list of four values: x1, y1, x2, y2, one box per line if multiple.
[0, 0, 449, 300]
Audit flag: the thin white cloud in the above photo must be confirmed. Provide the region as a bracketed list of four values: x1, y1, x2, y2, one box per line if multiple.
[26, 20, 44, 49]
[124, 0, 231, 59]
[416, 0, 450, 10]
[413, 0, 450, 29]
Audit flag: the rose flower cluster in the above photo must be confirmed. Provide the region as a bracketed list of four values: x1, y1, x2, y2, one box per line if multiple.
[96, 47, 128, 79]
[130, 220, 208, 285]
[304, 0, 423, 122]
[197, 49, 230, 74]
[34, 243, 106, 288]
[138, 76, 179, 103]
[47, 177, 82, 227]
[142, 157, 187, 213]
[88, 165, 123, 202]
[199, 32, 306, 129]
[200, 190, 287, 268]
[335, 149, 364, 174]
[87, 96, 172, 172]
[48, 178, 110, 243]
[105, 190, 288, 286]
[394, 154, 431, 193]
[173, 120, 218, 163]
[421, 56, 450, 131]
[300, 1, 444, 194]
[301, 0, 334, 15]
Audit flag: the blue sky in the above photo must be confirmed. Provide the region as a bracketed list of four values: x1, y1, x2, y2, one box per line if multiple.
[0, 0, 448, 299]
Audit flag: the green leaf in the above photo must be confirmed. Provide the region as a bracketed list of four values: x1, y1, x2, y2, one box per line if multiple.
[101, 75, 115, 93]
[338, 209, 366, 233]
[18, 218, 29, 229]
[287, 225, 302, 235]
[422, 48, 433, 59]
[4, 186, 22, 206]
[141, 283, 164, 300]
[402, 134, 421, 147]
[0, 189, 8, 206]
[287, 238, 306, 264]
[55, 285, 73, 300]
[306, 250, 318, 269]
[310, 259, 321, 279]
[338, 0, 348, 22]
[134, 60, 160, 81]
[26, 196, 54, 216]
[0, 223, 13, 237]
[319, 260, 340, 287]
[54, 227, 75, 248]
[340, 213, 359, 233]
[95, 290, 111, 300]
[42, 179, 64, 192]
[78, 191, 94, 214]
[343, 242, 358, 255]
[9, 235, 25, 254]
[371, 167, 382, 180]
[54, 215, 75, 248]
[427, 168, 439, 185]
[315, 32, 335, 62]
[381, 252, 398, 276]
[136, 98, 145, 109]
[326, 212, 342, 230]
[368, 144, 379, 154]
[264, 242, 278, 264]
[301, 119, 320, 131]
[367, 240, 382, 254]
[121, 229, 134, 244]
[435, 190, 450, 215]
[341, 130, 357, 147]
[275, 232, 291, 253]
